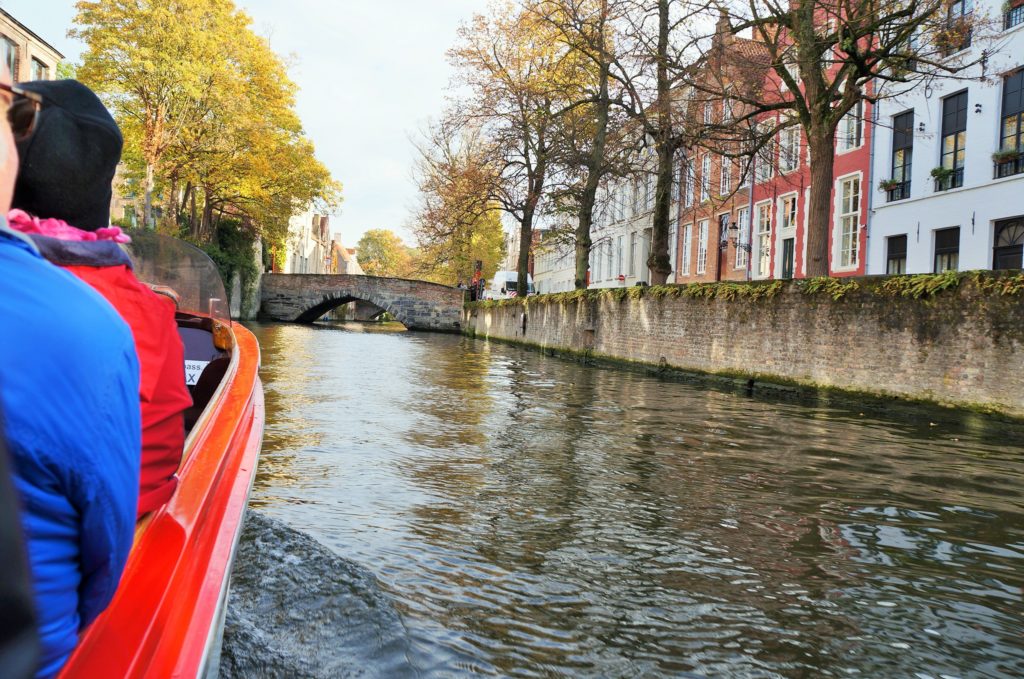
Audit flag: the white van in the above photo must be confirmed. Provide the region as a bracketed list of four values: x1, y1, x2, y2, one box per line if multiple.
[483, 271, 534, 299]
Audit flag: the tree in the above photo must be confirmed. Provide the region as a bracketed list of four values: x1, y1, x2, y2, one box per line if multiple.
[73, 0, 340, 245]
[449, 3, 568, 296]
[686, 0, 988, 276]
[356, 229, 415, 278]
[530, 0, 631, 289]
[411, 121, 507, 286]
[597, 0, 701, 285]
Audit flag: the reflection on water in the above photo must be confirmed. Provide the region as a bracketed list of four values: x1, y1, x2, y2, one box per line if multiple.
[242, 322, 1024, 678]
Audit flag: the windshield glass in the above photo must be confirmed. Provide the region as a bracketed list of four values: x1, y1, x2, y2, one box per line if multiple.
[125, 231, 229, 320]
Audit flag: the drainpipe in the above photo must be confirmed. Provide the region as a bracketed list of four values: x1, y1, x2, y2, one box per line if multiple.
[864, 98, 880, 275]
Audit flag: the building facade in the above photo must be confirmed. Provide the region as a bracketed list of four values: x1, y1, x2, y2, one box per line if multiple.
[591, 166, 678, 288]
[281, 212, 332, 274]
[533, 232, 576, 294]
[867, 1, 1024, 274]
[0, 9, 62, 84]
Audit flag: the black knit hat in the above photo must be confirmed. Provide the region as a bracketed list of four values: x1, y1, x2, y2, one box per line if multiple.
[12, 80, 123, 232]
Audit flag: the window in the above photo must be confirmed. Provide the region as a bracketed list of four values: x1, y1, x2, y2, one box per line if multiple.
[887, 235, 908, 274]
[997, 69, 1024, 178]
[756, 203, 772, 278]
[684, 161, 694, 207]
[994, 218, 1024, 269]
[837, 101, 864, 151]
[703, 102, 714, 125]
[943, 0, 972, 55]
[722, 98, 733, 122]
[779, 125, 800, 173]
[735, 207, 750, 269]
[700, 154, 711, 201]
[645, 173, 655, 210]
[594, 244, 602, 281]
[720, 156, 732, 194]
[939, 91, 967, 190]
[1007, 0, 1024, 29]
[2, 37, 15, 81]
[629, 232, 637, 275]
[755, 126, 775, 182]
[718, 213, 730, 258]
[680, 224, 692, 275]
[616, 235, 623, 275]
[889, 111, 914, 201]
[30, 58, 48, 81]
[837, 176, 860, 269]
[934, 227, 960, 273]
[780, 194, 797, 231]
[668, 226, 677, 275]
[696, 220, 709, 274]
[631, 180, 640, 216]
[606, 240, 613, 279]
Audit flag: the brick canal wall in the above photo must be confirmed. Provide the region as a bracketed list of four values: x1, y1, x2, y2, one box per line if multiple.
[463, 275, 1024, 417]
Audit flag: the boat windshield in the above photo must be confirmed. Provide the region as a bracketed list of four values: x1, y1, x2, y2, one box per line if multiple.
[125, 231, 229, 321]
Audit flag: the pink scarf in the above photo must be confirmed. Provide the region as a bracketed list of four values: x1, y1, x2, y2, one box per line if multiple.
[7, 209, 131, 244]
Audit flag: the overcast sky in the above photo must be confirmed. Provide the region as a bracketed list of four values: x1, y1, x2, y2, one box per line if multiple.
[1, 0, 484, 247]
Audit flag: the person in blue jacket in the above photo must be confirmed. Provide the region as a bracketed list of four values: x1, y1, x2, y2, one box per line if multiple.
[0, 72, 142, 677]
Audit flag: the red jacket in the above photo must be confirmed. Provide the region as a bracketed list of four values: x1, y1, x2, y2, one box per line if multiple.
[64, 262, 192, 517]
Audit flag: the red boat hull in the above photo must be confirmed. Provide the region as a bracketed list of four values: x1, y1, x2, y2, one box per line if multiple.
[59, 322, 264, 678]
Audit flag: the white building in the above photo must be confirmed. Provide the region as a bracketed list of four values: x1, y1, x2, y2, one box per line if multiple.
[590, 169, 678, 288]
[533, 234, 576, 294]
[867, 6, 1024, 274]
[282, 212, 331, 274]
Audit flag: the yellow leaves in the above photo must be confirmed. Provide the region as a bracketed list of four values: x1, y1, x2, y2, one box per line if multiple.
[73, 0, 339, 243]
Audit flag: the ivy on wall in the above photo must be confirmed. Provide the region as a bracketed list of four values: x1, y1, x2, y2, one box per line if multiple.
[465, 271, 1024, 310]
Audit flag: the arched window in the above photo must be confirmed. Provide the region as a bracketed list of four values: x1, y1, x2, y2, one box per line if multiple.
[994, 218, 1024, 270]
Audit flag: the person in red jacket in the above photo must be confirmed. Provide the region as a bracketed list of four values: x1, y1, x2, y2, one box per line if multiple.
[9, 79, 191, 518]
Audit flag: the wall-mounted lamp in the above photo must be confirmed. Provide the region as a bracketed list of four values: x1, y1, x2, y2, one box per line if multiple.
[918, 122, 925, 132]
[974, 103, 983, 114]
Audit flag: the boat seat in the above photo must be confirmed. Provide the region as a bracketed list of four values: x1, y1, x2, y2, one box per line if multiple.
[177, 314, 230, 433]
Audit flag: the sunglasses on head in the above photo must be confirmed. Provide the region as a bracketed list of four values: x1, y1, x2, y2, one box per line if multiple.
[0, 82, 44, 142]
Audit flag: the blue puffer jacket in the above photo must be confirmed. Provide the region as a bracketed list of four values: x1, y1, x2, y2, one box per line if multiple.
[0, 226, 141, 679]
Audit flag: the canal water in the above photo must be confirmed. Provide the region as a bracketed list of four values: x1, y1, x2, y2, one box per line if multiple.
[223, 322, 1024, 678]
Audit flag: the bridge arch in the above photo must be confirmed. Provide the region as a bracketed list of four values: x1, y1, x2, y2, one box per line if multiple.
[294, 294, 398, 325]
[260, 274, 464, 332]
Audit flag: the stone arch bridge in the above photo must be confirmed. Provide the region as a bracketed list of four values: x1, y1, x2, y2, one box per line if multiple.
[260, 274, 464, 332]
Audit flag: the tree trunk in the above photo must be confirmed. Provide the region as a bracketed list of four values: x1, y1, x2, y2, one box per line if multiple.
[648, 144, 675, 285]
[806, 126, 836, 277]
[164, 173, 178, 233]
[646, 0, 674, 286]
[201, 190, 215, 242]
[189, 188, 199, 240]
[517, 210, 534, 297]
[143, 162, 155, 229]
[575, 0, 611, 290]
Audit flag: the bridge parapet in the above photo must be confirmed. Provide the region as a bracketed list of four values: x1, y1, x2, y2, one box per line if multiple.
[260, 274, 464, 332]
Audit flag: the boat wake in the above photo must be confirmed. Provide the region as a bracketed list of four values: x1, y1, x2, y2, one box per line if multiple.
[220, 510, 417, 678]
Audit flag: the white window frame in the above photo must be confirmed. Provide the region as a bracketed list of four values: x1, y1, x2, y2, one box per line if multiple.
[720, 156, 732, 195]
[680, 224, 692, 275]
[629, 232, 637, 276]
[616, 235, 624, 275]
[606, 240, 614, 280]
[837, 101, 864, 153]
[696, 219, 709, 274]
[684, 161, 695, 207]
[780, 125, 801, 173]
[668, 225, 677, 276]
[704, 101, 714, 125]
[833, 173, 862, 271]
[755, 124, 775, 182]
[735, 206, 750, 270]
[779, 193, 798, 232]
[755, 200, 773, 279]
[700, 154, 711, 202]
